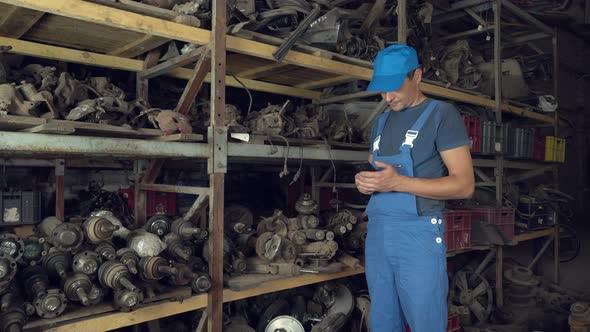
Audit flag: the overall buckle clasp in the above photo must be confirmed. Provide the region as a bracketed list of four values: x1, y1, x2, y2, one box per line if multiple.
[402, 130, 418, 147]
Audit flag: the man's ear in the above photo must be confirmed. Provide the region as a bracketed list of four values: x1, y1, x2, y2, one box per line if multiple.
[413, 68, 423, 83]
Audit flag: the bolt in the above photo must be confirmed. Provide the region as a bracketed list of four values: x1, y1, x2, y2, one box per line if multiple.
[125, 261, 138, 275]
[346, 223, 353, 231]
[173, 246, 191, 262]
[100, 224, 120, 234]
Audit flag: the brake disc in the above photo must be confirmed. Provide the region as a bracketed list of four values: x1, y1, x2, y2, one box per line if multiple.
[264, 315, 304, 332]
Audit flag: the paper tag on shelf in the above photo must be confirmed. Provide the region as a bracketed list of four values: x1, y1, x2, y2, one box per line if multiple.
[230, 133, 250, 142]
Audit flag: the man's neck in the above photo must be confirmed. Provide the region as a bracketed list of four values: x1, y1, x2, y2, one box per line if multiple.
[408, 93, 427, 108]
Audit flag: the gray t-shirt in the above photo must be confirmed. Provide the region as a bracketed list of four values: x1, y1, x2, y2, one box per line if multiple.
[370, 98, 470, 216]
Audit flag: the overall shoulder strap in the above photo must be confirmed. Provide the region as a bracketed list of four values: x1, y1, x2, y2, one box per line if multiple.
[401, 100, 439, 148]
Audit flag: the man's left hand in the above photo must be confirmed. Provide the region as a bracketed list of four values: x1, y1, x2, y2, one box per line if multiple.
[354, 161, 406, 193]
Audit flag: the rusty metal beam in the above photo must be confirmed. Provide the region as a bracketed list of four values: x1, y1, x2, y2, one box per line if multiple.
[139, 46, 206, 80]
[176, 45, 211, 114]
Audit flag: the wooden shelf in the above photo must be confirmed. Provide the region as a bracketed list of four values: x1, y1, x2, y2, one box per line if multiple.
[513, 227, 555, 244]
[33, 268, 365, 332]
[0, 0, 556, 124]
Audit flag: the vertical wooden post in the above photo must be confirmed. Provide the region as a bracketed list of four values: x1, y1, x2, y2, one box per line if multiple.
[495, 245, 503, 308]
[208, 0, 227, 330]
[134, 50, 161, 226]
[55, 159, 65, 220]
[552, 30, 560, 284]
[397, 0, 407, 44]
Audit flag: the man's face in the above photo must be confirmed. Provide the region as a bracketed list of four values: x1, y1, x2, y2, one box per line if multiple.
[380, 70, 421, 111]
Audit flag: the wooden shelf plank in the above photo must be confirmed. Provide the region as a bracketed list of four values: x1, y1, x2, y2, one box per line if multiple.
[224, 268, 365, 303]
[0, 36, 320, 99]
[513, 227, 555, 244]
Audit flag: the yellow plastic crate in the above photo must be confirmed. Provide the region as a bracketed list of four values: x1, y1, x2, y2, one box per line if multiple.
[544, 136, 566, 162]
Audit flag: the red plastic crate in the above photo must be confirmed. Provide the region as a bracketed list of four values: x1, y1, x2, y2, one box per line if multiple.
[463, 116, 481, 153]
[405, 314, 461, 332]
[533, 133, 546, 161]
[467, 206, 515, 240]
[444, 210, 472, 251]
[119, 188, 177, 217]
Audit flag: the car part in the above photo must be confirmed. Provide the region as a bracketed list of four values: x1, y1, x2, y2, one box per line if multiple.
[19, 236, 48, 266]
[257, 211, 288, 237]
[300, 240, 338, 259]
[273, 3, 321, 62]
[89, 210, 130, 239]
[245, 102, 289, 136]
[38, 217, 84, 253]
[72, 250, 101, 276]
[63, 273, 92, 306]
[167, 263, 198, 286]
[117, 248, 139, 275]
[191, 273, 211, 293]
[257, 298, 290, 332]
[225, 204, 254, 235]
[336, 252, 361, 269]
[126, 230, 167, 257]
[83, 215, 120, 244]
[95, 242, 117, 261]
[87, 284, 106, 306]
[153, 110, 193, 135]
[226, 315, 255, 332]
[569, 302, 590, 330]
[98, 261, 137, 291]
[23, 266, 67, 318]
[288, 230, 307, 246]
[88, 77, 125, 99]
[0, 234, 23, 264]
[244, 257, 301, 276]
[163, 233, 192, 262]
[255, 232, 282, 261]
[22, 64, 57, 92]
[0, 82, 58, 119]
[144, 215, 171, 237]
[295, 194, 318, 215]
[171, 218, 204, 240]
[345, 222, 367, 251]
[0, 307, 26, 332]
[310, 313, 347, 332]
[301, 229, 326, 241]
[450, 269, 493, 324]
[42, 249, 72, 281]
[0, 253, 16, 290]
[265, 315, 304, 332]
[54, 72, 89, 111]
[113, 288, 144, 311]
[139, 256, 178, 281]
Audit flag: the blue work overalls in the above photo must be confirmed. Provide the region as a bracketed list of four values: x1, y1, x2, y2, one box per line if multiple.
[365, 100, 448, 332]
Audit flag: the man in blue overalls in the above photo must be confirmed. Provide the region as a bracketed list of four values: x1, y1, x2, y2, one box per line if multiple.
[355, 45, 475, 332]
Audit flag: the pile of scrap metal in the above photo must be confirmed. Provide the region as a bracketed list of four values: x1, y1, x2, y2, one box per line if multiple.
[218, 195, 366, 286]
[0, 210, 211, 328]
[225, 1, 434, 61]
[224, 281, 370, 332]
[0, 62, 191, 134]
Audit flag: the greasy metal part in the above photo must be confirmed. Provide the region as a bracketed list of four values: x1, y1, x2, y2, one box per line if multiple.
[232, 257, 247, 273]
[288, 230, 307, 246]
[0, 253, 16, 289]
[345, 222, 367, 250]
[255, 232, 282, 261]
[33, 289, 67, 318]
[83, 216, 120, 244]
[0, 307, 26, 332]
[20, 237, 48, 266]
[450, 269, 493, 324]
[116, 248, 139, 275]
[226, 315, 255, 332]
[144, 214, 171, 237]
[95, 242, 117, 261]
[90, 210, 129, 239]
[295, 193, 318, 215]
[98, 260, 137, 291]
[332, 224, 347, 236]
[22, 64, 57, 92]
[138, 256, 178, 281]
[570, 302, 590, 323]
[310, 313, 347, 332]
[224, 204, 254, 235]
[23, 266, 50, 299]
[325, 231, 335, 241]
[264, 315, 304, 332]
[163, 233, 192, 262]
[42, 249, 72, 281]
[302, 229, 325, 241]
[113, 288, 144, 311]
[336, 253, 361, 269]
[87, 284, 105, 306]
[191, 273, 212, 293]
[324, 284, 354, 317]
[504, 266, 540, 287]
[72, 250, 101, 276]
[0, 233, 24, 262]
[38, 217, 84, 252]
[63, 273, 92, 306]
[168, 263, 198, 286]
[244, 257, 301, 276]
[300, 215, 320, 229]
[300, 240, 339, 259]
[246, 103, 288, 135]
[171, 218, 204, 240]
[327, 209, 358, 227]
[0, 82, 58, 119]
[257, 211, 289, 237]
[280, 239, 298, 261]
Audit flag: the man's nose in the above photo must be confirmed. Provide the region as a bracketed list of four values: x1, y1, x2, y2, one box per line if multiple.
[383, 91, 395, 102]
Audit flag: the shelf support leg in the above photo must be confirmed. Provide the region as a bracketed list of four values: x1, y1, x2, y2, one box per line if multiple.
[55, 159, 65, 220]
[495, 245, 503, 308]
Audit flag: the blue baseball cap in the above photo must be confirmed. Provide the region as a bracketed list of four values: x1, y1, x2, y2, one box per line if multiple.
[367, 45, 420, 92]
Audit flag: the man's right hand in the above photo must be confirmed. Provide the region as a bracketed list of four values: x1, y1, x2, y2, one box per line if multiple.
[355, 172, 374, 195]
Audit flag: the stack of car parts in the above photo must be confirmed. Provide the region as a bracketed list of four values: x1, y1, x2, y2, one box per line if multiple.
[0, 210, 212, 326]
